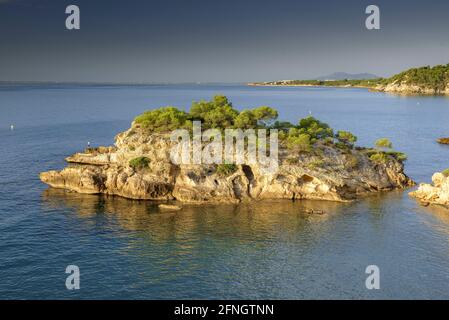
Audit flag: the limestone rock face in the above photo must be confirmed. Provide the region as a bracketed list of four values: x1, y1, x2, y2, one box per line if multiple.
[374, 81, 449, 95]
[409, 172, 449, 207]
[40, 126, 414, 203]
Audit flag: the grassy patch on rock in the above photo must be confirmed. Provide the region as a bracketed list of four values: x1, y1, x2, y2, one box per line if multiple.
[216, 164, 238, 177]
[129, 156, 151, 170]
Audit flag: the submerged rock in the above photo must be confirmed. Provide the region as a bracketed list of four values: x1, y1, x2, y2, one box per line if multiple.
[40, 124, 414, 203]
[437, 138, 449, 145]
[304, 208, 326, 215]
[410, 172, 449, 208]
[159, 204, 182, 211]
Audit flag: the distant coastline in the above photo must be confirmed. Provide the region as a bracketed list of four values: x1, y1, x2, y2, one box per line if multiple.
[249, 63, 449, 95]
[248, 81, 378, 90]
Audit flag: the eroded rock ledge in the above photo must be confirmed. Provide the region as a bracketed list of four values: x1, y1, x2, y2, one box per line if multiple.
[40, 125, 414, 203]
[373, 82, 449, 95]
[410, 172, 449, 208]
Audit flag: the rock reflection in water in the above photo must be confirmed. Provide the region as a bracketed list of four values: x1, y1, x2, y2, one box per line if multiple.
[39, 188, 449, 299]
[415, 204, 449, 237]
[41, 188, 348, 239]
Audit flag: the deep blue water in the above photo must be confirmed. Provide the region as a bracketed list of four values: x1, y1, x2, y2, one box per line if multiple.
[1, 84, 449, 299]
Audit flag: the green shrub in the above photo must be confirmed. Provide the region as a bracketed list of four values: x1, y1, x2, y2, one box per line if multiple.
[369, 153, 388, 164]
[134, 107, 189, 132]
[132, 96, 362, 159]
[129, 156, 151, 169]
[336, 130, 357, 147]
[307, 159, 325, 169]
[251, 106, 278, 127]
[442, 169, 449, 177]
[216, 164, 238, 177]
[190, 95, 239, 129]
[322, 137, 335, 145]
[335, 141, 350, 152]
[297, 116, 334, 141]
[375, 138, 393, 149]
[278, 130, 288, 141]
[386, 151, 408, 162]
[286, 132, 312, 152]
[133, 96, 344, 144]
[271, 121, 295, 130]
[233, 110, 257, 129]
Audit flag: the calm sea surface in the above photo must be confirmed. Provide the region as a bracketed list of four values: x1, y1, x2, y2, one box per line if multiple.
[1, 84, 449, 299]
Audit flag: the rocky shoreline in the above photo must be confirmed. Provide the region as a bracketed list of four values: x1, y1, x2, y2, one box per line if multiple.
[248, 82, 449, 95]
[374, 83, 449, 95]
[40, 126, 414, 204]
[410, 172, 449, 208]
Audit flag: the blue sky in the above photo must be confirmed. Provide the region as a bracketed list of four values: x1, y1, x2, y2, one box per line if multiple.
[1, 0, 449, 82]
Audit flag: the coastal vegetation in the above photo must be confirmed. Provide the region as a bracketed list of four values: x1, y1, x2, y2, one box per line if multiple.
[134, 107, 190, 132]
[364, 138, 407, 163]
[132, 95, 407, 164]
[216, 164, 238, 177]
[368, 152, 389, 164]
[375, 138, 393, 150]
[385, 64, 449, 91]
[134, 95, 337, 151]
[135, 96, 280, 131]
[336, 131, 357, 146]
[129, 156, 151, 170]
[250, 63, 449, 94]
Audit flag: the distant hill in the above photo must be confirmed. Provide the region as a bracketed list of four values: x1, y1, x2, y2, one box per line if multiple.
[315, 72, 379, 80]
[383, 64, 449, 92]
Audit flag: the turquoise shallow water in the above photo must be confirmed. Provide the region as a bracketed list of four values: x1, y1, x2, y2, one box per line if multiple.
[1, 84, 449, 299]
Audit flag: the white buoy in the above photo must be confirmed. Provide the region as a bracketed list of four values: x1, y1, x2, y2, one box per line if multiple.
[10, 125, 14, 131]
